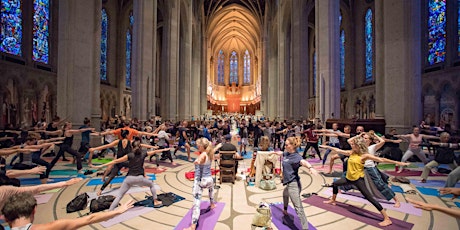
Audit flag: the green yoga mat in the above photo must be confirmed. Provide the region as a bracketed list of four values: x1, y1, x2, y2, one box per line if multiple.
[49, 169, 78, 176]
[377, 163, 418, 170]
[91, 158, 113, 164]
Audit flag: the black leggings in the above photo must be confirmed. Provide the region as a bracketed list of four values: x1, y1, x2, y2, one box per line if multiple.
[51, 144, 82, 170]
[32, 157, 51, 179]
[303, 142, 322, 160]
[332, 177, 383, 211]
[101, 162, 128, 191]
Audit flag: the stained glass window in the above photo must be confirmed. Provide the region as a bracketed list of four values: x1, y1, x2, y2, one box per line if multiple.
[313, 51, 316, 96]
[244, 50, 250, 84]
[458, 0, 460, 57]
[217, 50, 224, 84]
[340, 30, 345, 89]
[427, 0, 446, 65]
[230, 51, 238, 84]
[0, 0, 22, 56]
[365, 9, 373, 82]
[126, 30, 132, 88]
[126, 11, 133, 88]
[32, 0, 49, 63]
[100, 8, 108, 81]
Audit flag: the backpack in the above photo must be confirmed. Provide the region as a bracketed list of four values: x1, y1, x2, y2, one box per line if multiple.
[391, 176, 410, 184]
[89, 195, 116, 213]
[251, 202, 272, 228]
[66, 193, 89, 213]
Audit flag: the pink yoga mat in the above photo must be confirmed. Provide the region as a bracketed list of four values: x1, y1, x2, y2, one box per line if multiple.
[384, 170, 446, 177]
[35, 193, 54, 204]
[174, 202, 225, 230]
[321, 188, 422, 216]
[100, 206, 155, 228]
[303, 195, 414, 230]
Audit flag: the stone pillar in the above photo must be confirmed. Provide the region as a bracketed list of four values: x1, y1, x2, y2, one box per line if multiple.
[381, 0, 421, 131]
[315, 0, 340, 121]
[178, 0, 192, 120]
[162, 0, 180, 121]
[277, 2, 286, 120]
[191, 11, 202, 118]
[291, 0, 309, 119]
[132, 0, 155, 121]
[374, 0, 384, 119]
[57, 0, 100, 126]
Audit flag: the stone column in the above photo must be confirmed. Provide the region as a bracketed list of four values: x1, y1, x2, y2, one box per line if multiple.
[381, 0, 421, 131]
[374, 0, 384, 119]
[191, 11, 202, 118]
[162, 0, 180, 121]
[277, 2, 286, 120]
[132, 0, 155, 121]
[179, 0, 192, 120]
[315, 0, 340, 121]
[57, 0, 100, 126]
[291, 0, 309, 119]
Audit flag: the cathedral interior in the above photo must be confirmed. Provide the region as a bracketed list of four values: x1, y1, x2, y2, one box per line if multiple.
[0, 0, 459, 229]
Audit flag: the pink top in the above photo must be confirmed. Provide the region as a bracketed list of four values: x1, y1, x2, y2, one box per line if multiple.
[409, 134, 423, 149]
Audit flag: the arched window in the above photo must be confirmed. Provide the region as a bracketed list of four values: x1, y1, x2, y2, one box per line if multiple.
[33, 0, 49, 64]
[126, 11, 133, 88]
[217, 50, 224, 84]
[365, 8, 373, 82]
[100, 8, 108, 81]
[0, 0, 22, 56]
[340, 30, 345, 89]
[313, 50, 316, 96]
[230, 51, 238, 84]
[244, 50, 250, 84]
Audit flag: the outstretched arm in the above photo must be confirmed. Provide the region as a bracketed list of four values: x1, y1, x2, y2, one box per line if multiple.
[5, 166, 46, 178]
[407, 198, 460, 219]
[362, 154, 410, 166]
[92, 155, 128, 169]
[300, 159, 318, 175]
[319, 145, 351, 156]
[35, 200, 134, 230]
[147, 148, 172, 156]
[89, 140, 119, 152]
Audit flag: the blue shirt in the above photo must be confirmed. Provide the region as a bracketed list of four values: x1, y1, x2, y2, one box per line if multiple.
[282, 152, 303, 185]
[79, 125, 91, 143]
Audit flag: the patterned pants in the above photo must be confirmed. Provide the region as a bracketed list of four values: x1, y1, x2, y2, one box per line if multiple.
[191, 176, 215, 225]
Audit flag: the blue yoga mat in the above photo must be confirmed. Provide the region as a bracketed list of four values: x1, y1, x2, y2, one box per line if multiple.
[410, 179, 460, 188]
[391, 185, 404, 193]
[135, 192, 185, 208]
[242, 151, 253, 159]
[455, 202, 460, 208]
[20, 177, 72, 185]
[416, 187, 454, 198]
[86, 174, 156, 186]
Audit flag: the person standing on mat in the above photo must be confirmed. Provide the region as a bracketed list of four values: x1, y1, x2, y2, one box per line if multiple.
[420, 132, 458, 183]
[272, 136, 318, 230]
[184, 138, 222, 230]
[92, 137, 169, 209]
[321, 136, 410, 227]
[395, 126, 439, 173]
[174, 121, 192, 162]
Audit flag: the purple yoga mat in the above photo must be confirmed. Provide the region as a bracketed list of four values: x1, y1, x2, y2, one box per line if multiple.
[409, 179, 460, 188]
[35, 193, 53, 204]
[384, 170, 446, 177]
[321, 188, 422, 216]
[100, 206, 155, 228]
[303, 196, 414, 230]
[174, 202, 225, 230]
[306, 158, 322, 163]
[270, 203, 317, 230]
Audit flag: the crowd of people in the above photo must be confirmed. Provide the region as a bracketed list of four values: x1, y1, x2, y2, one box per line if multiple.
[0, 113, 459, 229]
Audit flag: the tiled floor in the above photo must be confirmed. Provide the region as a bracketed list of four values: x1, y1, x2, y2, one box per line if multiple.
[25, 148, 460, 230]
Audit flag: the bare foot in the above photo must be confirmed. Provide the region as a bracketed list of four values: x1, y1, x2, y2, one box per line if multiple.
[420, 179, 427, 183]
[283, 209, 288, 215]
[188, 158, 193, 162]
[323, 199, 336, 205]
[172, 162, 177, 166]
[183, 225, 195, 230]
[378, 219, 392, 227]
[154, 199, 162, 206]
[394, 201, 401, 208]
[396, 169, 403, 174]
[210, 203, 216, 210]
[97, 190, 102, 196]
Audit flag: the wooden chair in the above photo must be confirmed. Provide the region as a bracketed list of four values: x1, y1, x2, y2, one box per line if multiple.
[219, 151, 236, 184]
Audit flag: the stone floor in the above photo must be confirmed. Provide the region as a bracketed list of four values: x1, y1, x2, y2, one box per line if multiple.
[21, 147, 460, 230]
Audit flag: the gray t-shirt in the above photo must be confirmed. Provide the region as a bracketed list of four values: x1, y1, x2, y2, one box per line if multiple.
[157, 130, 169, 147]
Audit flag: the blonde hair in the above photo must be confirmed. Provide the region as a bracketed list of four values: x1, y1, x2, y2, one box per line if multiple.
[196, 137, 214, 160]
[286, 136, 302, 148]
[259, 136, 270, 151]
[351, 137, 368, 156]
